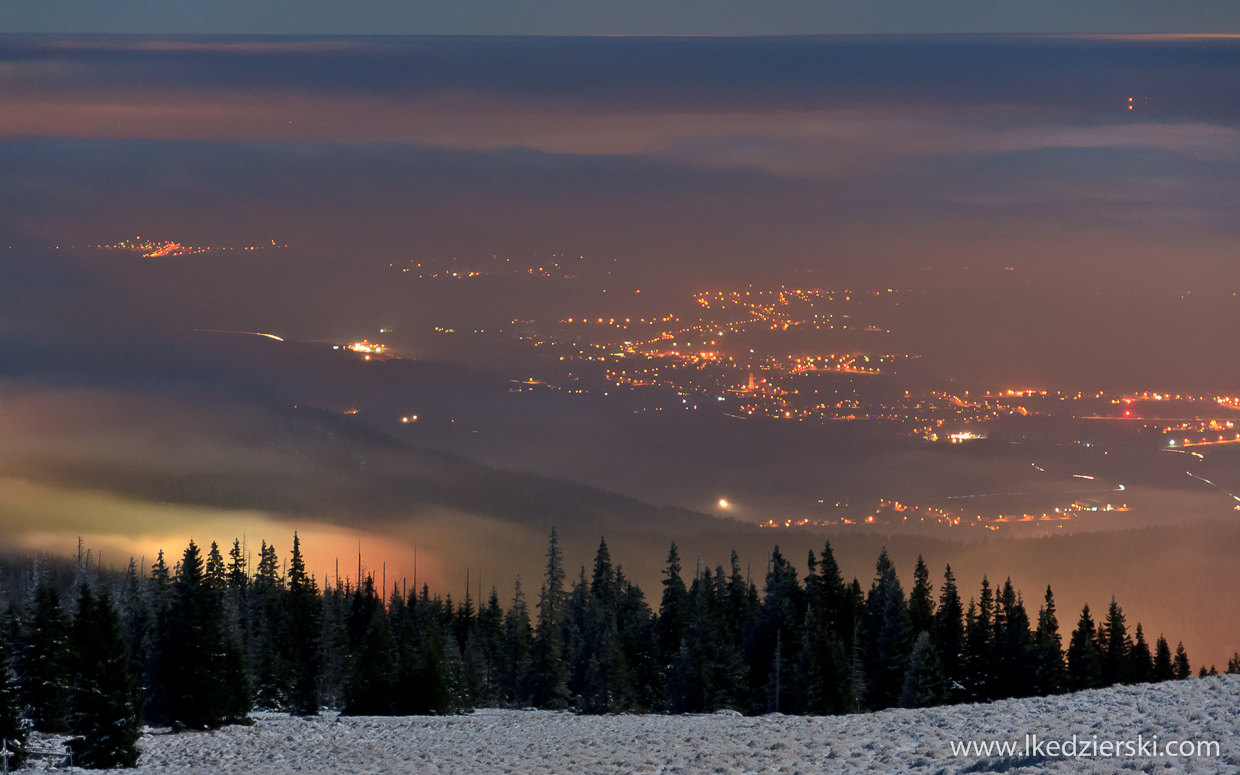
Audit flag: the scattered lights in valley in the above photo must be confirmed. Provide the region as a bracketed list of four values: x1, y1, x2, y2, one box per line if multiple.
[317, 261, 1240, 534]
[758, 494, 1131, 533]
[404, 271, 1240, 443]
[345, 341, 388, 355]
[387, 253, 590, 280]
[331, 341, 397, 362]
[89, 236, 288, 257]
[529, 283, 921, 423]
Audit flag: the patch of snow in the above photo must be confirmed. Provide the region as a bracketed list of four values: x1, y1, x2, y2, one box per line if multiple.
[79, 677, 1240, 773]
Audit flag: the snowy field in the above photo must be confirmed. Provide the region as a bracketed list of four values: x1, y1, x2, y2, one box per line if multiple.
[64, 676, 1240, 773]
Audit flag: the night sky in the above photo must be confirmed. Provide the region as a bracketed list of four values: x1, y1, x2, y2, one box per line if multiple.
[4, 1, 1240, 34]
[4, 36, 1239, 386]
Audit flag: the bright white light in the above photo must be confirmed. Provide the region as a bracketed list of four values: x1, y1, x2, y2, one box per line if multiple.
[718, 499, 729, 509]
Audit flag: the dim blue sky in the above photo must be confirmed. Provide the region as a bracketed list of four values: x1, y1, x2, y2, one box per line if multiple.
[3, 34, 1239, 384]
[3, 0, 1240, 35]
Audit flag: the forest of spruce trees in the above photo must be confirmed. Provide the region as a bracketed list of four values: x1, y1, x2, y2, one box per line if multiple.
[0, 528, 1236, 769]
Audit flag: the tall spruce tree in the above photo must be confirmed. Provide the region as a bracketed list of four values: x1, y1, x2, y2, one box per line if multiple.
[284, 534, 321, 715]
[580, 538, 631, 714]
[668, 567, 745, 713]
[343, 578, 396, 715]
[386, 586, 413, 715]
[803, 542, 852, 715]
[158, 539, 233, 729]
[814, 542, 852, 642]
[753, 547, 805, 714]
[141, 552, 174, 720]
[389, 586, 460, 716]
[666, 577, 712, 713]
[655, 543, 689, 679]
[461, 588, 487, 704]
[1032, 585, 1066, 695]
[1066, 604, 1102, 692]
[933, 565, 965, 701]
[1098, 597, 1131, 687]
[725, 551, 759, 700]
[119, 560, 153, 709]
[67, 584, 142, 768]
[386, 583, 414, 710]
[224, 540, 249, 648]
[994, 580, 1034, 699]
[1152, 635, 1175, 682]
[1173, 642, 1191, 680]
[21, 581, 72, 732]
[502, 578, 533, 704]
[907, 556, 935, 637]
[476, 588, 507, 705]
[456, 581, 476, 652]
[226, 540, 249, 592]
[1128, 623, 1153, 684]
[615, 569, 659, 711]
[862, 549, 911, 711]
[961, 578, 995, 702]
[562, 567, 590, 701]
[250, 540, 285, 710]
[205, 542, 227, 592]
[317, 581, 351, 710]
[0, 620, 27, 770]
[526, 528, 570, 709]
[202, 541, 254, 725]
[148, 551, 173, 617]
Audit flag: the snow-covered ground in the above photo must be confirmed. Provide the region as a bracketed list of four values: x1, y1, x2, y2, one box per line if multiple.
[72, 676, 1240, 773]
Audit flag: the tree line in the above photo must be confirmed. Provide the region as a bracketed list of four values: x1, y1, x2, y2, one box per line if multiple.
[1, 529, 1235, 768]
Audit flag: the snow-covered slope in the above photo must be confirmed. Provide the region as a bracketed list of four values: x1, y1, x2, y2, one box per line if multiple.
[98, 677, 1240, 773]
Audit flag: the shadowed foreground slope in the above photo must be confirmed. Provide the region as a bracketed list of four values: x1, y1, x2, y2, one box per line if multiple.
[115, 676, 1240, 773]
